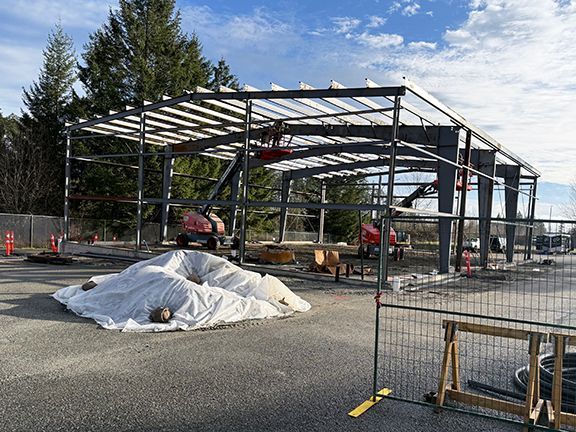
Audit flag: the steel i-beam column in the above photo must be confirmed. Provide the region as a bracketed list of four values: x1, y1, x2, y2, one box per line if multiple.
[318, 181, 326, 243]
[160, 144, 174, 243]
[455, 130, 472, 272]
[278, 172, 292, 243]
[475, 150, 496, 268]
[527, 179, 538, 260]
[136, 113, 146, 250]
[437, 127, 460, 273]
[239, 101, 252, 263]
[63, 130, 71, 241]
[503, 165, 521, 263]
[228, 170, 241, 236]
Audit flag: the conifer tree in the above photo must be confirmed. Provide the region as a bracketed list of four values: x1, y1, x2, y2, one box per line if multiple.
[209, 58, 240, 91]
[79, 0, 211, 113]
[20, 23, 77, 214]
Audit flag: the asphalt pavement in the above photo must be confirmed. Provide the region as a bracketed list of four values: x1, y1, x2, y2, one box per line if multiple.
[0, 257, 536, 431]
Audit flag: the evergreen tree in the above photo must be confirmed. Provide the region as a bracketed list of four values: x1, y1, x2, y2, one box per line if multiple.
[20, 23, 77, 215]
[76, 0, 240, 230]
[79, 0, 211, 113]
[23, 23, 77, 124]
[209, 58, 240, 91]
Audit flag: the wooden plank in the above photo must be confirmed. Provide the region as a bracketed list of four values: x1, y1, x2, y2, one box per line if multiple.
[552, 335, 565, 430]
[546, 400, 554, 427]
[529, 399, 544, 422]
[436, 322, 455, 407]
[559, 411, 576, 428]
[451, 335, 461, 391]
[445, 389, 525, 416]
[442, 320, 547, 341]
[550, 332, 575, 346]
[524, 336, 541, 424]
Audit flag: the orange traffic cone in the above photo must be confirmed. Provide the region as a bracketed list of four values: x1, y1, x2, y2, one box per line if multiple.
[50, 234, 58, 253]
[4, 231, 10, 256]
[9, 230, 14, 255]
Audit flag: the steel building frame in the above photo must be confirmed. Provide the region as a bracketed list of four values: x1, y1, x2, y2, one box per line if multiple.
[64, 78, 540, 271]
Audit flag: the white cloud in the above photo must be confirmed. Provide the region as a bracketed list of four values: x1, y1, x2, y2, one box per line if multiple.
[367, 15, 387, 28]
[352, 0, 576, 183]
[402, 2, 421, 16]
[331, 16, 361, 34]
[408, 41, 437, 49]
[356, 32, 404, 48]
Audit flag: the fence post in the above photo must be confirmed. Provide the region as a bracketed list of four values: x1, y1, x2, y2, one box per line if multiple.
[30, 214, 34, 248]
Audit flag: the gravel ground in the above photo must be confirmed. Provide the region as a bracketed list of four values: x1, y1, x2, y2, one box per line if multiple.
[1, 255, 567, 432]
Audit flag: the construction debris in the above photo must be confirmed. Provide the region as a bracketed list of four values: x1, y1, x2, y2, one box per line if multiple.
[310, 250, 352, 276]
[259, 245, 296, 264]
[26, 253, 74, 265]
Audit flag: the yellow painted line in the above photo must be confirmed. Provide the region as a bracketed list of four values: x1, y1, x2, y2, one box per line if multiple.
[348, 388, 392, 418]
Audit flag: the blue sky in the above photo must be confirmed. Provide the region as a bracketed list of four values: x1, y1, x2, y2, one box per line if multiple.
[0, 0, 574, 216]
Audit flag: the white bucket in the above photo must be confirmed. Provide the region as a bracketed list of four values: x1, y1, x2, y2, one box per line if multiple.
[392, 276, 401, 292]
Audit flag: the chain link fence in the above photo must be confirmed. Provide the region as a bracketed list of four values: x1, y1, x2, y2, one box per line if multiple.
[0, 212, 334, 248]
[374, 218, 576, 430]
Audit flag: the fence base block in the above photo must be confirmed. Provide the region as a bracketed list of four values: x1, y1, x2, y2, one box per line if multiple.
[348, 388, 392, 418]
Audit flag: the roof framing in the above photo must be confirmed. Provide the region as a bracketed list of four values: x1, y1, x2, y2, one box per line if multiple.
[67, 78, 539, 180]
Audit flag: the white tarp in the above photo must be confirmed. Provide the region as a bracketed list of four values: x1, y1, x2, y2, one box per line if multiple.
[52, 250, 311, 332]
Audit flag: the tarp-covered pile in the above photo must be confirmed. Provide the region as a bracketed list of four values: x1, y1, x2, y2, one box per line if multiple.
[53, 250, 311, 332]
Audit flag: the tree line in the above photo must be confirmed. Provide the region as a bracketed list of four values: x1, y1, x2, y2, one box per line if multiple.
[0, 0, 368, 242]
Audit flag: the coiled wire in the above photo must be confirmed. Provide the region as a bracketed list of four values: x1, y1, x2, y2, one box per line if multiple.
[514, 353, 576, 413]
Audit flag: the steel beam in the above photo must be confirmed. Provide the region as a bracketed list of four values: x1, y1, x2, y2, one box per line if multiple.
[437, 127, 460, 273]
[278, 172, 291, 243]
[318, 181, 326, 243]
[239, 101, 252, 263]
[173, 124, 444, 154]
[160, 145, 174, 243]
[135, 113, 146, 250]
[69, 86, 406, 131]
[526, 179, 538, 260]
[286, 158, 436, 180]
[228, 170, 241, 236]
[249, 143, 435, 169]
[473, 149, 497, 267]
[502, 165, 521, 262]
[455, 130, 472, 272]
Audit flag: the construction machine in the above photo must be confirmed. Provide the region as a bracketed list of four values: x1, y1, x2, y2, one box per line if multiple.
[175, 121, 294, 250]
[176, 153, 244, 250]
[358, 181, 438, 258]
